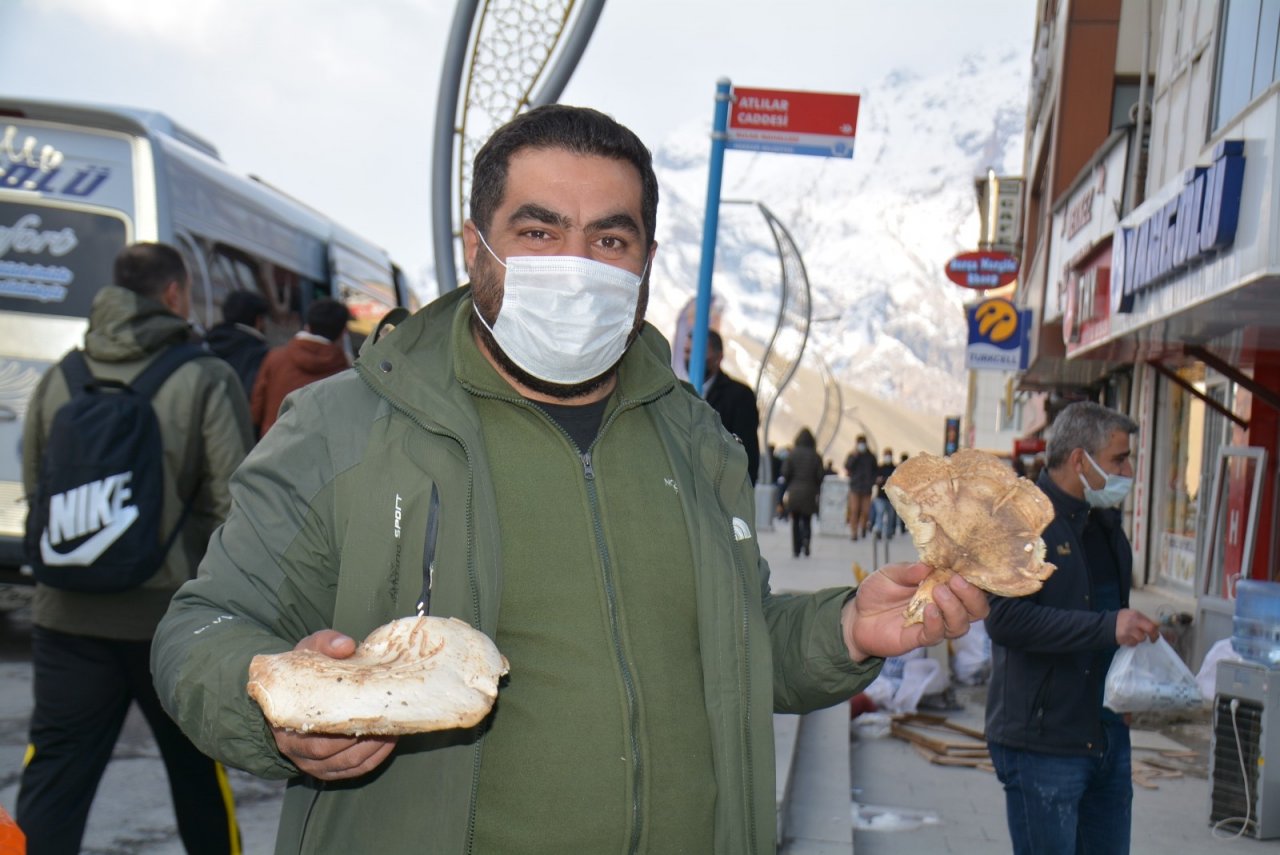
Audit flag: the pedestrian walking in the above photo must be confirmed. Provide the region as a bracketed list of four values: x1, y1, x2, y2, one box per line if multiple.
[844, 435, 876, 539]
[17, 242, 252, 854]
[203, 289, 270, 398]
[250, 297, 351, 435]
[781, 427, 825, 557]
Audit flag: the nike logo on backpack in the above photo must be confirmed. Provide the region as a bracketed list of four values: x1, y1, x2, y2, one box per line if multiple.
[40, 472, 140, 565]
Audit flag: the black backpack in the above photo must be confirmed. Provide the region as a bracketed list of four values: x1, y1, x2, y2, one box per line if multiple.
[24, 343, 207, 592]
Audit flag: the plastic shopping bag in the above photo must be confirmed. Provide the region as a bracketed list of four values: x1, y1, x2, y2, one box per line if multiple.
[1103, 635, 1203, 713]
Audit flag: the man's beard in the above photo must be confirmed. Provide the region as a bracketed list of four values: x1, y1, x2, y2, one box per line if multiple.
[469, 255, 649, 401]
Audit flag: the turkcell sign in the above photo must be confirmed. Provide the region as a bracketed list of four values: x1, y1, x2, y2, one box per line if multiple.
[1112, 140, 1244, 314]
[726, 87, 859, 159]
[965, 297, 1030, 371]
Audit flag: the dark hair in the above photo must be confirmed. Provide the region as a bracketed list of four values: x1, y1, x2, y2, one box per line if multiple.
[795, 427, 816, 449]
[306, 298, 352, 341]
[706, 330, 724, 353]
[221, 290, 269, 326]
[470, 105, 659, 246]
[1045, 401, 1138, 468]
[113, 242, 187, 300]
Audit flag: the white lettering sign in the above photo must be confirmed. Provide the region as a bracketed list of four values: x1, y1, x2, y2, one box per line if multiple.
[0, 213, 79, 257]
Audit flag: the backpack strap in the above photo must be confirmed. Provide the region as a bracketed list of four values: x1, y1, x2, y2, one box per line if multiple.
[131, 343, 211, 563]
[58, 350, 96, 397]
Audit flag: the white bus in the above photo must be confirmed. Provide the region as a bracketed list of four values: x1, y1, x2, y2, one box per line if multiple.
[0, 97, 414, 587]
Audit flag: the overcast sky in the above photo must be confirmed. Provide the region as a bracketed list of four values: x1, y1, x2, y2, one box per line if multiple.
[0, 0, 1036, 290]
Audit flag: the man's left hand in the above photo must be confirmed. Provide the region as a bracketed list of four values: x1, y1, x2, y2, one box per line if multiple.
[841, 563, 988, 662]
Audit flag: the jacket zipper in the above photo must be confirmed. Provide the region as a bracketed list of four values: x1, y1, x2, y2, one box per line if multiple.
[514, 397, 648, 853]
[355, 363, 486, 854]
[581, 447, 644, 854]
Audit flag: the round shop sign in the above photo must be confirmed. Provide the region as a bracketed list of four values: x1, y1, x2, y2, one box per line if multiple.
[945, 250, 1019, 290]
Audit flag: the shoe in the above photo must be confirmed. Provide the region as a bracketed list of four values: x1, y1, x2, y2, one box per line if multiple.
[803, 544, 810, 556]
[792, 552, 800, 558]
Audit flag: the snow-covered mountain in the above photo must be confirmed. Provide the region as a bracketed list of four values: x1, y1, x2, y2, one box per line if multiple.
[646, 47, 1030, 416]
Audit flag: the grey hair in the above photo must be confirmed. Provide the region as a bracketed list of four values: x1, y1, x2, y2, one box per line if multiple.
[1045, 401, 1138, 469]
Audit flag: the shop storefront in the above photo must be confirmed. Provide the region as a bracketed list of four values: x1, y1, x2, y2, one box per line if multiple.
[1063, 121, 1280, 664]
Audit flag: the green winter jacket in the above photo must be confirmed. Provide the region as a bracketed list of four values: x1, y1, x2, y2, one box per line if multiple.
[152, 286, 879, 854]
[22, 285, 253, 640]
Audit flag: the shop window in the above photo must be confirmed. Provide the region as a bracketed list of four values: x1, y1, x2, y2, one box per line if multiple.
[1112, 82, 1141, 130]
[1213, 0, 1280, 131]
[1154, 365, 1211, 589]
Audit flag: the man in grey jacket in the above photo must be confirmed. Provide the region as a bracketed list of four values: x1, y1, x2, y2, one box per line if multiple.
[18, 242, 253, 854]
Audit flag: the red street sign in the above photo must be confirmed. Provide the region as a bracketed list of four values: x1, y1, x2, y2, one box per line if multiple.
[945, 250, 1019, 289]
[726, 87, 860, 159]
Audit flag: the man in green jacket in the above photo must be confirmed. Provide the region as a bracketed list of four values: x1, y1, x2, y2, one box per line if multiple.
[20, 242, 253, 853]
[152, 105, 986, 854]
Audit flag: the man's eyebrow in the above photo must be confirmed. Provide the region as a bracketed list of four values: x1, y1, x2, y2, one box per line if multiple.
[585, 212, 641, 236]
[506, 203, 569, 228]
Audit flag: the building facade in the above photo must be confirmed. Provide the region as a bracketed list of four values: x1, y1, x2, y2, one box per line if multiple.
[1013, 0, 1280, 664]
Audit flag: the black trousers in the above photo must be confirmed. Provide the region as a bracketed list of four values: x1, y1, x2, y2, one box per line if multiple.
[16, 626, 240, 855]
[790, 512, 813, 556]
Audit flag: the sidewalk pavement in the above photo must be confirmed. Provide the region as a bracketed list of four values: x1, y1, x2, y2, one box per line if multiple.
[758, 513, 1277, 855]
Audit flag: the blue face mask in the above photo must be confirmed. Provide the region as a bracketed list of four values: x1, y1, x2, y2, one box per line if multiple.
[1079, 451, 1133, 508]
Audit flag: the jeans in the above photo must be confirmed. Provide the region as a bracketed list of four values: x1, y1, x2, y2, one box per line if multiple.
[988, 719, 1132, 855]
[870, 495, 896, 538]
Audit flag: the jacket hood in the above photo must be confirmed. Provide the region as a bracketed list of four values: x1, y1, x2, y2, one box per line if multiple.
[284, 336, 349, 374]
[84, 285, 193, 362]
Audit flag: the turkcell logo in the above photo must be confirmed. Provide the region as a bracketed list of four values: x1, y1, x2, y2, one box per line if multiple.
[40, 472, 139, 565]
[1113, 140, 1244, 314]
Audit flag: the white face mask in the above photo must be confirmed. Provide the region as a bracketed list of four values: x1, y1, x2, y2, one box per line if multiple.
[473, 232, 645, 385]
[1079, 450, 1133, 508]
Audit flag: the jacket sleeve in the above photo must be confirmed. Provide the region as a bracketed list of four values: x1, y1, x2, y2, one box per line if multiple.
[21, 366, 58, 496]
[986, 593, 1118, 654]
[764, 584, 880, 713]
[198, 360, 254, 521]
[152, 386, 344, 779]
[735, 466, 880, 711]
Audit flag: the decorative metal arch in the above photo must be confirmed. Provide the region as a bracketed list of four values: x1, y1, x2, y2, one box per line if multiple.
[431, 0, 607, 292]
[814, 353, 844, 459]
[723, 200, 814, 484]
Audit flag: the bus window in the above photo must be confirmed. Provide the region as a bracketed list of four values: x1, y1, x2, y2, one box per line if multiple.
[0, 201, 129, 318]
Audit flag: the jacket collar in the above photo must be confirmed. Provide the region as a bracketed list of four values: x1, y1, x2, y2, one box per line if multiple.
[355, 286, 677, 434]
[1037, 469, 1091, 537]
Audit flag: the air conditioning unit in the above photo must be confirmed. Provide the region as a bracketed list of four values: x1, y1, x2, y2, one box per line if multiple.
[1211, 660, 1280, 838]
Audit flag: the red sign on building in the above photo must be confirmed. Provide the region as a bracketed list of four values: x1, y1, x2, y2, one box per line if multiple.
[945, 250, 1020, 289]
[726, 87, 860, 159]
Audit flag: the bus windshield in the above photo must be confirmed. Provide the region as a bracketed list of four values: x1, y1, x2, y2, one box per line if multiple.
[0, 201, 129, 319]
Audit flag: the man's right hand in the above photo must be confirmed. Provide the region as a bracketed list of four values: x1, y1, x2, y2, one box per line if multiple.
[1115, 608, 1160, 646]
[270, 630, 398, 780]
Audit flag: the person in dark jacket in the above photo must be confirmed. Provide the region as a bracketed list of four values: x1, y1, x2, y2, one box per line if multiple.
[204, 289, 270, 397]
[251, 298, 351, 435]
[844, 435, 877, 539]
[688, 330, 761, 485]
[985, 401, 1160, 855]
[781, 427, 825, 557]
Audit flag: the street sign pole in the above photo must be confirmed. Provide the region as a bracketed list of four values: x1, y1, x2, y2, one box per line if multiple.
[689, 77, 732, 396]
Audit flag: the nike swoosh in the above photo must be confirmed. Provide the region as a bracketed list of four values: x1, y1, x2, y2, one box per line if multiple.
[40, 505, 140, 566]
